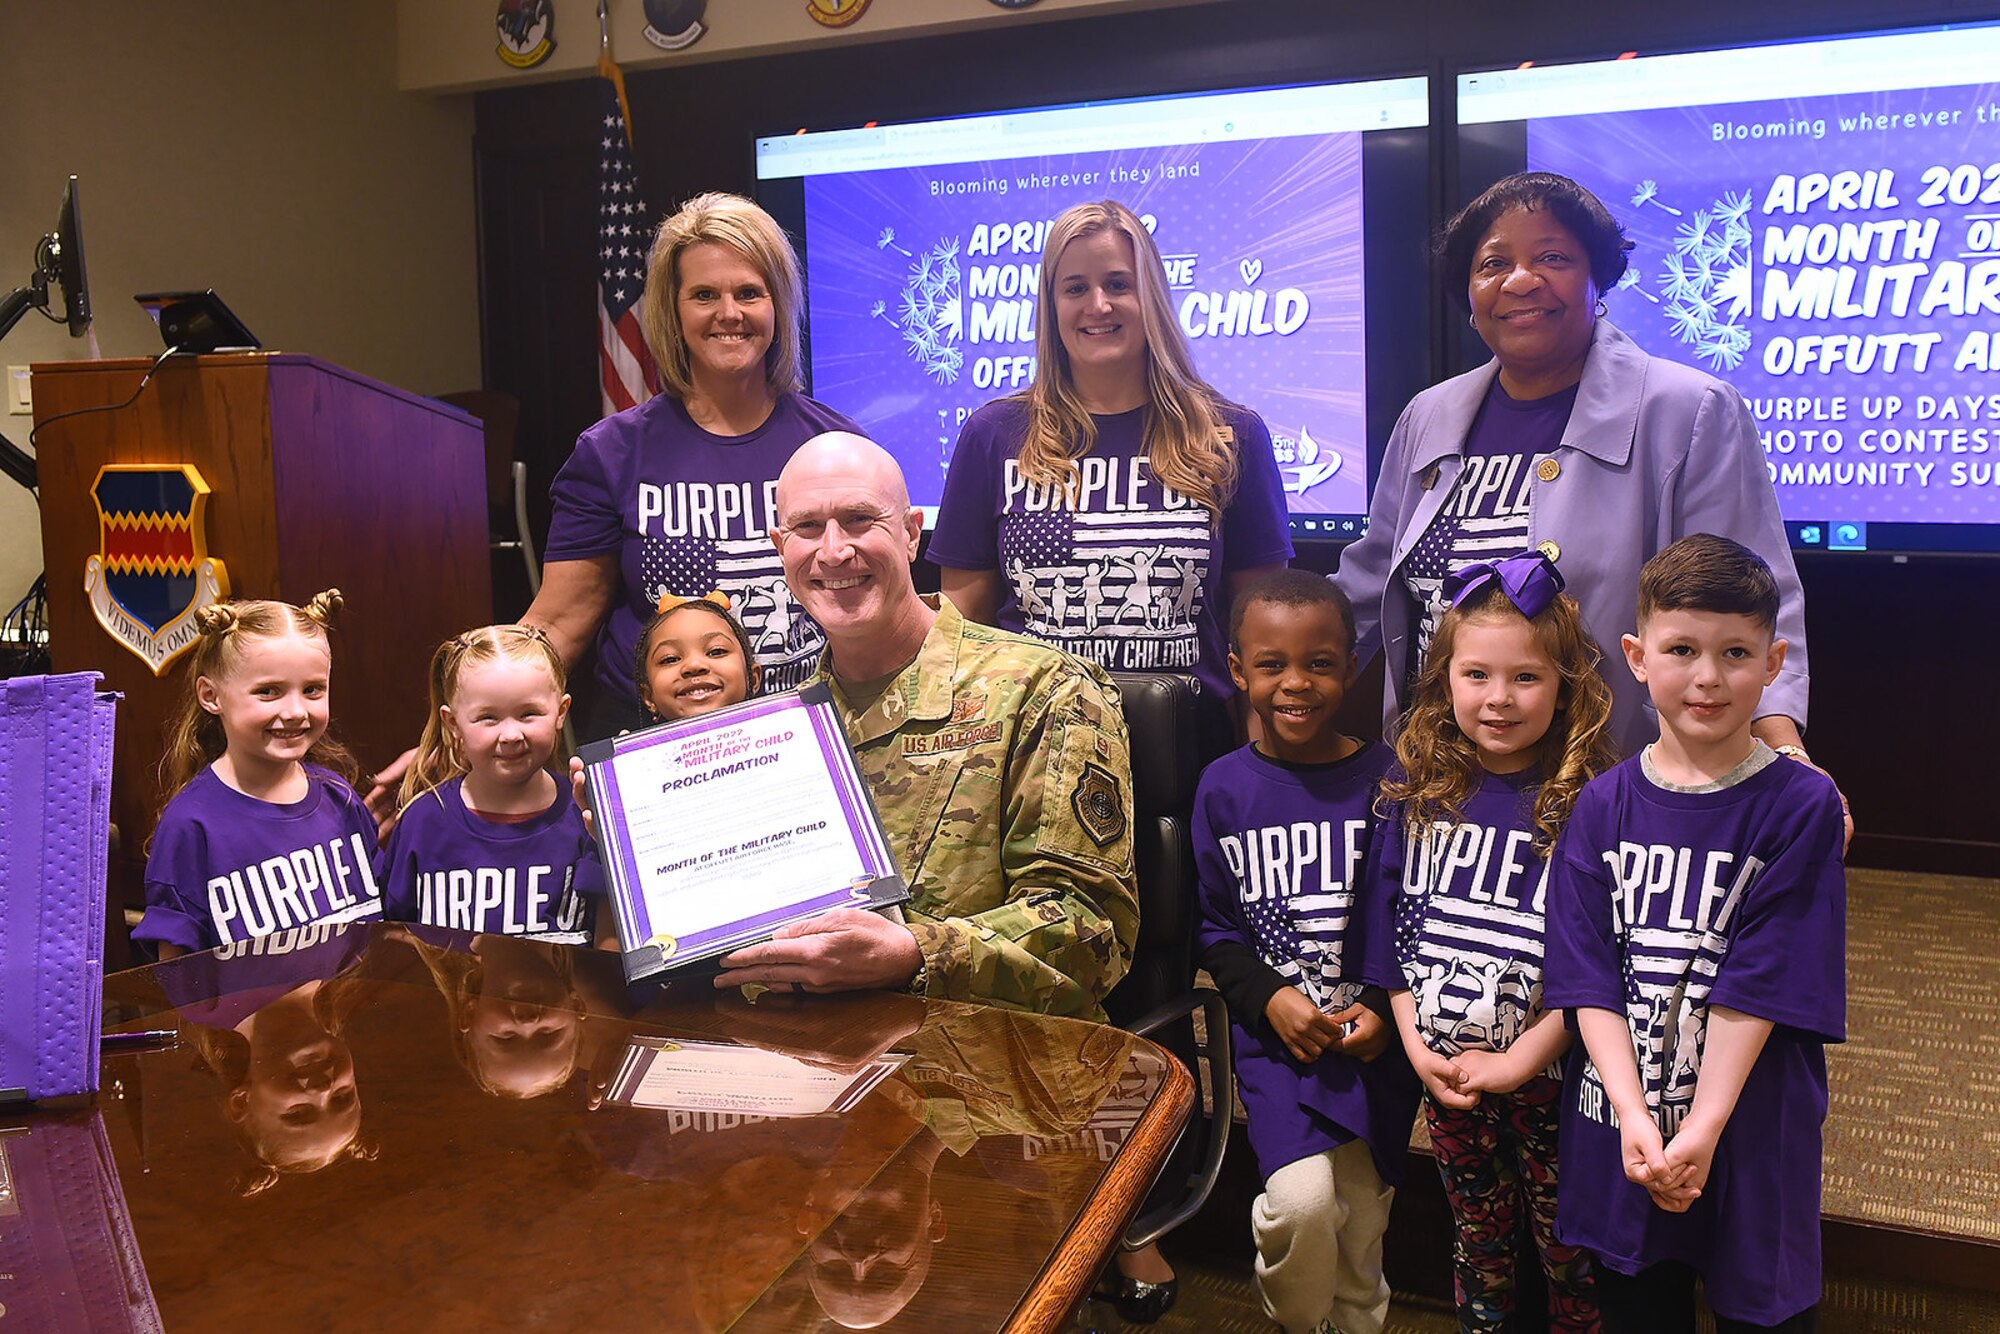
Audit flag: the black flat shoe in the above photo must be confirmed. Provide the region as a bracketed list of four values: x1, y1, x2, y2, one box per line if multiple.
[1093, 1271, 1179, 1324]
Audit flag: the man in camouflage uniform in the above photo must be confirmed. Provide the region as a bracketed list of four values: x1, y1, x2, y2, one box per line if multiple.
[713, 432, 1138, 1019]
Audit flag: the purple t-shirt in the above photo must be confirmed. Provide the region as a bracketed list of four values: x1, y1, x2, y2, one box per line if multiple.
[136, 765, 383, 954]
[1367, 768, 1560, 1072]
[545, 391, 862, 704]
[928, 399, 1294, 702]
[1402, 380, 1577, 673]
[1545, 750, 1846, 1325]
[376, 777, 600, 945]
[153, 922, 373, 1031]
[1193, 741, 1420, 1183]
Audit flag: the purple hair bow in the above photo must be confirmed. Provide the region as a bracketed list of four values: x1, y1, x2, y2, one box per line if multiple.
[1443, 550, 1566, 619]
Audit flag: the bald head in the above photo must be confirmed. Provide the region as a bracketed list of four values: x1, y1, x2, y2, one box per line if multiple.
[774, 431, 911, 517]
[771, 431, 933, 678]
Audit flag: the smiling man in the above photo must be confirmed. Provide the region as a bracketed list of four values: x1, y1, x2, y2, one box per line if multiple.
[711, 431, 1138, 1019]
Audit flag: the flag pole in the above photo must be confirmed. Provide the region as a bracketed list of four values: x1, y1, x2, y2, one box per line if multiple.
[597, 1, 634, 140]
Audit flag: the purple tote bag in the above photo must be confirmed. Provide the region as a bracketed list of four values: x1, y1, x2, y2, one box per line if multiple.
[0, 1109, 163, 1330]
[0, 672, 118, 1104]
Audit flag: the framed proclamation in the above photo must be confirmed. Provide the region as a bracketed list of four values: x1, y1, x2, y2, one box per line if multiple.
[580, 684, 908, 984]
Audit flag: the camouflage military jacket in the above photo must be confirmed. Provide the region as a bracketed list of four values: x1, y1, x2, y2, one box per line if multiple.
[815, 596, 1138, 1019]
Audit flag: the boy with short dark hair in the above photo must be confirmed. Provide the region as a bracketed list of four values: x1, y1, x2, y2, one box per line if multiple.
[1195, 569, 1418, 1334]
[1546, 533, 1846, 1333]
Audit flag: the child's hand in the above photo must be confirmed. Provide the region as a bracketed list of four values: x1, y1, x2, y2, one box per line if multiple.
[1655, 1117, 1721, 1213]
[1411, 1046, 1478, 1109]
[1264, 988, 1347, 1065]
[1616, 1109, 1679, 1200]
[569, 757, 593, 836]
[364, 747, 419, 843]
[1452, 1047, 1529, 1096]
[1325, 1002, 1392, 1062]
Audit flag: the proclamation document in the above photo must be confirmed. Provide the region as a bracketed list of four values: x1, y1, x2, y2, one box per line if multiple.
[602, 1036, 909, 1117]
[580, 684, 907, 983]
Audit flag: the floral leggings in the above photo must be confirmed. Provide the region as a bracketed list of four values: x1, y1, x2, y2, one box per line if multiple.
[1425, 1072, 1600, 1332]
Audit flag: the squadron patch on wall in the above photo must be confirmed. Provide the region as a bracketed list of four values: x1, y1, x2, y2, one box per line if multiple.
[84, 465, 231, 675]
[805, 0, 870, 27]
[642, 0, 708, 50]
[496, 0, 556, 68]
[1071, 762, 1126, 848]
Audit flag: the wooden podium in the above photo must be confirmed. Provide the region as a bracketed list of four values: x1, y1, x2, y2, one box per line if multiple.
[31, 353, 492, 940]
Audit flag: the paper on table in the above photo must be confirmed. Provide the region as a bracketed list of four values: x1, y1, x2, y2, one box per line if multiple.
[603, 1036, 909, 1118]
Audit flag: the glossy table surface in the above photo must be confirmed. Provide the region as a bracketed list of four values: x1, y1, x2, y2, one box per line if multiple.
[1, 924, 1190, 1332]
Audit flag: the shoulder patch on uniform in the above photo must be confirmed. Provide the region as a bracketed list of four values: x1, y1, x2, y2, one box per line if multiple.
[1071, 762, 1126, 848]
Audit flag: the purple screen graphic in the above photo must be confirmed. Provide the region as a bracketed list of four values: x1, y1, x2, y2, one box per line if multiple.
[800, 135, 1369, 516]
[1529, 83, 2000, 525]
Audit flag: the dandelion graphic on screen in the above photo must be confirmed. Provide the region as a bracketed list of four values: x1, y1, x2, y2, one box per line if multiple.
[1631, 183, 1755, 372]
[887, 237, 964, 385]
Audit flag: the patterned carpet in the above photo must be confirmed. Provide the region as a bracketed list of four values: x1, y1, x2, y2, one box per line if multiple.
[1824, 868, 2000, 1242]
[1077, 1260, 2000, 1332]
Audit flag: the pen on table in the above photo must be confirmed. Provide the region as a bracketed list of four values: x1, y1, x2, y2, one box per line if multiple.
[100, 1029, 180, 1052]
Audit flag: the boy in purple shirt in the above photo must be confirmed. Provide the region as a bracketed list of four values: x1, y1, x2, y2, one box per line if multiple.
[1546, 534, 1846, 1333]
[1195, 570, 1419, 1334]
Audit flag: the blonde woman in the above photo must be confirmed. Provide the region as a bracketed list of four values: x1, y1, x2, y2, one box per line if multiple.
[929, 199, 1292, 716]
[367, 193, 861, 825]
[537, 191, 862, 736]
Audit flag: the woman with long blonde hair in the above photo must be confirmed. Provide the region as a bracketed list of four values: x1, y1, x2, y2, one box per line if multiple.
[929, 199, 1293, 716]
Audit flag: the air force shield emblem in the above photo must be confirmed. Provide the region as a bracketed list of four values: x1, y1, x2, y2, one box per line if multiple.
[83, 464, 230, 674]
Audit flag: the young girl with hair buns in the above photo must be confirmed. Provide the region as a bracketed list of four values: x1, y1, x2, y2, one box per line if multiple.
[137, 590, 383, 959]
[377, 624, 599, 945]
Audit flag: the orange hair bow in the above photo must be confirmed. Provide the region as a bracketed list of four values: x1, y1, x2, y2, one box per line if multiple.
[656, 590, 732, 614]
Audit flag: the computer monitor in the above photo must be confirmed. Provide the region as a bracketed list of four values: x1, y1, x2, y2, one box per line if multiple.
[53, 175, 89, 337]
[133, 290, 262, 354]
[0, 174, 92, 346]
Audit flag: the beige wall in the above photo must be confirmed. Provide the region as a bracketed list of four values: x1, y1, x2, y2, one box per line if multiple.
[399, 0, 1202, 94]
[0, 0, 480, 611]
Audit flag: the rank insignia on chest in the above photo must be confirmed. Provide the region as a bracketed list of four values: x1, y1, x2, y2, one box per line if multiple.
[1071, 762, 1126, 848]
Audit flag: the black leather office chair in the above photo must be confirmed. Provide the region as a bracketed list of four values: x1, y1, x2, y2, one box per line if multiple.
[1103, 673, 1234, 1256]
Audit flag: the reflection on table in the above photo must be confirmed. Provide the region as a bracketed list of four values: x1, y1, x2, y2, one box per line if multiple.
[68, 923, 1189, 1331]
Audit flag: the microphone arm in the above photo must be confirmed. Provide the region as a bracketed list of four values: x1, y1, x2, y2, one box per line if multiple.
[0, 430, 32, 491]
[0, 285, 41, 345]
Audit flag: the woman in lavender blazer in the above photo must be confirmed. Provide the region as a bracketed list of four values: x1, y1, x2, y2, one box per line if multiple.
[1335, 173, 1813, 764]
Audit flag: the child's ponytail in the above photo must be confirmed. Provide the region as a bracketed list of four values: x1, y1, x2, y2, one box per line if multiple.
[302, 588, 344, 626]
[402, 633, 473, 809]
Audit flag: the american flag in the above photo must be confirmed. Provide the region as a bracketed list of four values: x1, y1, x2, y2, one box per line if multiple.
[596, 55, 659, 417]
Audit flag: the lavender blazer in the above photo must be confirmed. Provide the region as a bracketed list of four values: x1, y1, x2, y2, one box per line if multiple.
[1334, 319, 1808, 758]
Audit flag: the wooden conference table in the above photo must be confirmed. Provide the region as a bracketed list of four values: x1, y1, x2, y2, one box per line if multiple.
[3, 924, 1191, 1331]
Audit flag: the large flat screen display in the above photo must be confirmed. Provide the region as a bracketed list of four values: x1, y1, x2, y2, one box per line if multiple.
[756, 76, 1432, 539]
[1460, 22, 2000, 555]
